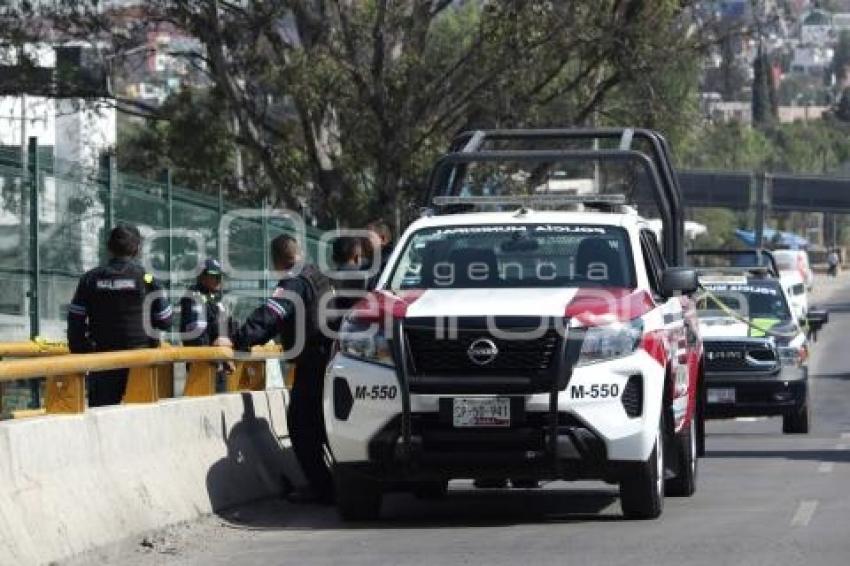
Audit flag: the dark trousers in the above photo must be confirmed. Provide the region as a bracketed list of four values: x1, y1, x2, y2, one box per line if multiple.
[87, 369, 129, 407]
[288, 349, 334, 497]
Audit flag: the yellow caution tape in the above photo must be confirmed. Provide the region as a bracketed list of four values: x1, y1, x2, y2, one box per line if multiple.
[698, 286, 800, 339]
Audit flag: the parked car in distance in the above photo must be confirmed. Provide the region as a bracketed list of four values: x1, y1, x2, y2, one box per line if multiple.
[773, 249, 814, 291]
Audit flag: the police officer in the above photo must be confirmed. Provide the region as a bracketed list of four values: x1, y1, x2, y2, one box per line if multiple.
[331, 235, 369, 314]
[67, 223, 173, 407]
[217, 234, 335, 502]
[365, 219, 393, 269]
[179, 259, 234, 346]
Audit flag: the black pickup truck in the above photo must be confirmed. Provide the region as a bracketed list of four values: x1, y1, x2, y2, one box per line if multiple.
[702, 336, 809, 433]
[691, 256, 827, 435]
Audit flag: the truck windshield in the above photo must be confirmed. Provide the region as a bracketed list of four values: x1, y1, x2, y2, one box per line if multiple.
[697, 282, 793, 322]
[387, 224, 635, 290]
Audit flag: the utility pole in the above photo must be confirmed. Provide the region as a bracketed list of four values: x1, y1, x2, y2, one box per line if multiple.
[27, 137, 40, 339]
[18, 45, 27, 170]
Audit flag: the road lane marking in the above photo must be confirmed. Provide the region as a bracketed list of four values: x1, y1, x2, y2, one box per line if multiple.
[841, 433, 850, 440]
[791, 500, 818, 527]
[818, 462, 834, 473]
[837, 444, 847, 450]
[735, 417, 763, 422]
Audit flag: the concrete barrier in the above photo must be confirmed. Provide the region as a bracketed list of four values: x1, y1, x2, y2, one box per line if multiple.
[0, 389, 301, 565]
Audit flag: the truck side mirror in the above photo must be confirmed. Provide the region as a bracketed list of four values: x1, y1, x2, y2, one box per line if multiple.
[661, 267, 699, 297]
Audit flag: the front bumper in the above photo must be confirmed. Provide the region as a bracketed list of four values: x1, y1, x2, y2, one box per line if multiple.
[323, 349, 666, 481]
[704, 366, 808, 419]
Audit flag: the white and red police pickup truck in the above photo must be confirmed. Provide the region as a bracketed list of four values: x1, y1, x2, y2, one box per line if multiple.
[323, 129, 705, 521]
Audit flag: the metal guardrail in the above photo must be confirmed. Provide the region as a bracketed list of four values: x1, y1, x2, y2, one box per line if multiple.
[0, 340, 70, 358]
[0, 343, 287, 416]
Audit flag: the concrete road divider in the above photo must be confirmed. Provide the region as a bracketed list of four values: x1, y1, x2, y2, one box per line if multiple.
[0, 389, 302, 565]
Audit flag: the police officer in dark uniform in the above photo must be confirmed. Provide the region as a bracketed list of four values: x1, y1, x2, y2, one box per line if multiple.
[67, 223, 173, 407]
[365, 219, 394, 289]
[217, 234, 335, 502]
[331, 235, 369, 315]
[179, 259, 234, 346]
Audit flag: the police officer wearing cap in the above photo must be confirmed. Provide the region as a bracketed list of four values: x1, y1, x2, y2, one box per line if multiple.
[216, 234, 335, 503]
[179, 259, 234, 347]
[67, 223, 173, 407]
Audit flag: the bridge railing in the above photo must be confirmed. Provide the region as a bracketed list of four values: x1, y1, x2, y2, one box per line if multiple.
[0, 343, 286, 416]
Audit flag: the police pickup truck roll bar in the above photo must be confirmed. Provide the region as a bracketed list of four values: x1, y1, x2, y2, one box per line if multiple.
[426, 128, 685, 265]
[687, 249, 780, 278]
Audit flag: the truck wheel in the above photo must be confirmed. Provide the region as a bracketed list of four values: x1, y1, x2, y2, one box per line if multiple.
[413, 480, 449, 500]
[783, 401, 810, 434]
[620, 424, 664, 520]
[334, 468, 383, 521]
[665, 416, 697, 497]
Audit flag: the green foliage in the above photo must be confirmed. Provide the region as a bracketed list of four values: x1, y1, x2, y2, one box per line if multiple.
[767, 121, 849, 173]
[118, 89, 242, 194]
[677, 122, 776, 170]
[678, 119, 850, 174]
[690, 208, 742, 249]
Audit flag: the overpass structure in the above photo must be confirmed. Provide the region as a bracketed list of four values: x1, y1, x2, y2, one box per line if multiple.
[678, 169, 850, 214]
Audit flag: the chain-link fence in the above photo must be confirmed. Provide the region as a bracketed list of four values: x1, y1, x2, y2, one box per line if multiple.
[0, 139, 327, 414]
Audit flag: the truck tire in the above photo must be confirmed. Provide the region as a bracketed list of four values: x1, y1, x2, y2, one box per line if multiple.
[620, 424, 664, 520]
[665, 416, 697, 497]
[783, 401, 810, 434]
[335, 468, 383, 521]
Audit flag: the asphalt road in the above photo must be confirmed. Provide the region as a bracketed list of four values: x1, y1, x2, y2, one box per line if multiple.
[80, 275, 850, 566]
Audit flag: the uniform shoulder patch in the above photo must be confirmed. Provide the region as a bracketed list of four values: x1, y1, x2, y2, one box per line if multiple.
[143, 273, 154, 284]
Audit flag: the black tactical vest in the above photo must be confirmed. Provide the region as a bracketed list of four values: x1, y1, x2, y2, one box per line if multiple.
[88, 261, 156, 350]
[280, 264, 333, 357]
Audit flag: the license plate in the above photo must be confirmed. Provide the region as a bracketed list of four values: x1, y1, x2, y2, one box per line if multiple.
[452, 398, 510, 428]
[707, 388, 736, 404]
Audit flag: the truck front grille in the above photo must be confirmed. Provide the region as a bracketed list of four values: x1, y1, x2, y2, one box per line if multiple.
[704, 341, 777, 372]
[405, 327, 560, 376]
[401, 317, 568, 394]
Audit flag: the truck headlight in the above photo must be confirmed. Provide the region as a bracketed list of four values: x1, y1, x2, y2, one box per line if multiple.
[339, 318, 395, 367]
[778, 345, 807, 368]
[576, 319, 643, 367]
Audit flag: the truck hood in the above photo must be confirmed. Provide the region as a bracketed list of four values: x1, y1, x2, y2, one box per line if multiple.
[699, 317, 751, 338]
[405, 288, 581, 318]
[698, 316, 797, 344]
[350, 287, 655, 325]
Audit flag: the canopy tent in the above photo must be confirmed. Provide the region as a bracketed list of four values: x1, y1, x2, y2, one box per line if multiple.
[734, 228, 809, 249]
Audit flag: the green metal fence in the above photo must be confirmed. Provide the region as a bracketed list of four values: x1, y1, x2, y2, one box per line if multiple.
[0, 137, 327, 344]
